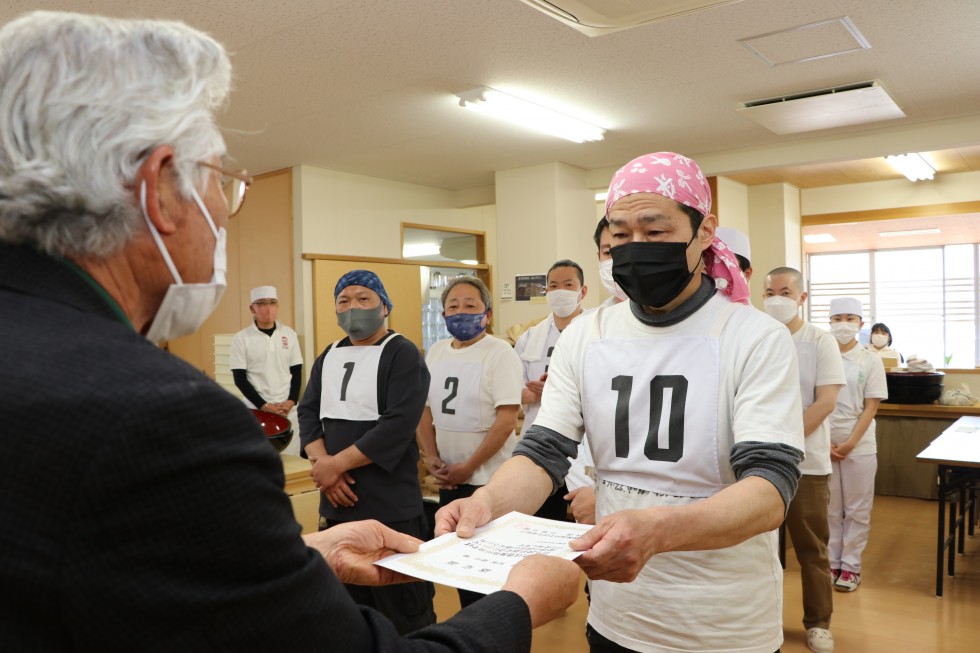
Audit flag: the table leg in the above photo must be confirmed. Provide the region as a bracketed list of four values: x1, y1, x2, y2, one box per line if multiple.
[958, 485, 968, 554]
[936, 465, 947, 597]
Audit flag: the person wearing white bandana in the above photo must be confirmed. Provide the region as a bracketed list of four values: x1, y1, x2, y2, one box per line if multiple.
[514, 259, 588, 520]
[716, 226, 753, 281]
[763, 267, 845, 653]
[826, 297, 888, 594]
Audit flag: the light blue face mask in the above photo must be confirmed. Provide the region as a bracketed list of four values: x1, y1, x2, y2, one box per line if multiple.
[444, 312, 487, 342]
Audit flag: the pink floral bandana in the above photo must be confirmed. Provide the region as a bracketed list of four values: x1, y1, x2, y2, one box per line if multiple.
[605, 152, 750, 305]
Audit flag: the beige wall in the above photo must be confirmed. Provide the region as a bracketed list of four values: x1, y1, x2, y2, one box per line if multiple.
[714, 176, 750, 233]
[494, 162, 599, 331]
[802, 169, 980, 215]
[745, 183, 802, 309]
[294, 165, 497, 366]
[170, 161, 980, 378]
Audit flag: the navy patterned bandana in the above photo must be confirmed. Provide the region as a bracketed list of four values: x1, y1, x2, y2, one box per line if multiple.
[334, 270, 393, 312]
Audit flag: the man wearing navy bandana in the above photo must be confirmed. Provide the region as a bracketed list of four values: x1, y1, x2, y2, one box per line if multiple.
[298, 269, 436, 633]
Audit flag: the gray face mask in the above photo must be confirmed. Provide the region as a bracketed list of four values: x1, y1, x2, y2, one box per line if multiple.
[337, 305, 386, 340]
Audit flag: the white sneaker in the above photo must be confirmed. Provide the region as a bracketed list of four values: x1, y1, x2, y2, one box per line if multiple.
[806, 627, 835, 652]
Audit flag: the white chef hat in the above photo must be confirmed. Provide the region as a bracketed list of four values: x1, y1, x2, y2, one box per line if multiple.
[716, 227, 751, 262]
[829, 297, 863, 318]
[250, 286, 278, 303]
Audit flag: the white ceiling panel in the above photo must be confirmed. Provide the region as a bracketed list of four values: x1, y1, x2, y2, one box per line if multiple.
[1, 0, 979, 189]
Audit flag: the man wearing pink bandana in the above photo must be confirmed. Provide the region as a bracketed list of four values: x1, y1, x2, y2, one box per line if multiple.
[437, 152, 805, 653]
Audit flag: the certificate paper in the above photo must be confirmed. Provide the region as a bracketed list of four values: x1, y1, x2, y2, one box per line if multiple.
[375, 512, 591, 594]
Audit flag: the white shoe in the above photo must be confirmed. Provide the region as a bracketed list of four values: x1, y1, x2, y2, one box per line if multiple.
[806, 627, 835, 652]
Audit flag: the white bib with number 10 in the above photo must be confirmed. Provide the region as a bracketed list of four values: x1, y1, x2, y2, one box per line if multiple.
[583, 333, 723, 498]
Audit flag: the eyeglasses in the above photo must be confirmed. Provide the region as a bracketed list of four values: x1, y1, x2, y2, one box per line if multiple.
[197, 161, 253, 217]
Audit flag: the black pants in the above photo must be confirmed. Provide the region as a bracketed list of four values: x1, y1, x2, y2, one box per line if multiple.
[438, 484, 485, 608]
[322, 514, 436, 634]
[533, 481, 570, 521]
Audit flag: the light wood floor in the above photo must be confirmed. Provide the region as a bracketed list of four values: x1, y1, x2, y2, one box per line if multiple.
[433, 495, 980, 652]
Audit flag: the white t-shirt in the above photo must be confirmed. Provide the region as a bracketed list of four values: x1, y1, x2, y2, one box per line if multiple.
[792, 322, 846, 475]
[514, 316, 561, 437]
[425, 334, 523, 485]
[829, 346, 888, 456]
[229, 321, 303, 407]
[534, 294, 804, 653]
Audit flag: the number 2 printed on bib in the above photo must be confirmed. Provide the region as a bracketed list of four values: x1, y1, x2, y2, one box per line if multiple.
[428, 360, 483, 432]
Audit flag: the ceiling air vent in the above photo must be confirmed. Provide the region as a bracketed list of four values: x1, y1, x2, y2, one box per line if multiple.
[737, 80, 905, 135]
[519, 0, 745, 37]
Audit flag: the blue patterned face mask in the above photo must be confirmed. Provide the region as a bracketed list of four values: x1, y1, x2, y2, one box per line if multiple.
[444, 312, 487, 342]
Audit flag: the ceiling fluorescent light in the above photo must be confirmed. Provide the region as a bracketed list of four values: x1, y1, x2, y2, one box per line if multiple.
[804, 233, 837, 244]
[595, 191, 608, 202]
[885, 153, 935, 181]
[456, 87, 605, 143]
[879, 228, 941, 237]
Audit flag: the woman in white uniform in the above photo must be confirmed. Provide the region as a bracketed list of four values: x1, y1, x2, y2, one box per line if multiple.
[416, 275, 522, 607]
[827, 297, 888, 593]
[866, 322, 903, 363]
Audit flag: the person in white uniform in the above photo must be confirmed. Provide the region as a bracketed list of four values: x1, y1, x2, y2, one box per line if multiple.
[297, 270, 436, 633]
[564, 218, 630, 526]
[416, 275, 523, 607]
[827, 297, 888, 593]
[436, 151, 805, 653]
[866, 322, 903, 364]
[230, 285, 303, 455]
[763, 267, 845, 653]
[514, 259, 588, 521]
[716, 226, 753, 281]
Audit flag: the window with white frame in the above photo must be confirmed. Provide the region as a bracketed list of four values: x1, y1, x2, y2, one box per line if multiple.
[807, 244, 979, 368]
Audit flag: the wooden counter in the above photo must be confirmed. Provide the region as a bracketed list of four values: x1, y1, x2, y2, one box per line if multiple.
[280, 454, 320, 534]
[876, 402, 980, 500]
[878, 402, 980, 419]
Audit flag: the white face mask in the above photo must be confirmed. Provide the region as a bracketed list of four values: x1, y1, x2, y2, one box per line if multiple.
[141, 180, 228, 343]
[598, 258, 628, 302]
[763, 296, 799, 324]
[871, 333, 889, 348]
[830, 321, 860, 345]
[546, 288, 582, 318]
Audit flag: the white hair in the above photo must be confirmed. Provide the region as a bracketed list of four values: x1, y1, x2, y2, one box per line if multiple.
[0, 11, 232, 257]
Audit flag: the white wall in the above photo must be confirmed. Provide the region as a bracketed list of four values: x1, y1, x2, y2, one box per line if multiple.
[493, 162, 598, 331]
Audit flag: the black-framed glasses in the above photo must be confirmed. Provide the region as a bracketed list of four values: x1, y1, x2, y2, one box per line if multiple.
[198, 161, 253, 217]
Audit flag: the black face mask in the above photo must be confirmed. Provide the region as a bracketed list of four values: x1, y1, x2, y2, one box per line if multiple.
[611, 233, 699, 308]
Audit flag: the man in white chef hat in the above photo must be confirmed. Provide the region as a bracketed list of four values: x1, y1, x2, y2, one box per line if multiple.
[230, 285, 304, 454]
[716, 226, 753, 281]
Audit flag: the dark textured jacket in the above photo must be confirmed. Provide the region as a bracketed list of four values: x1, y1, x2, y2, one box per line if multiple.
[0, 242, 531, 652]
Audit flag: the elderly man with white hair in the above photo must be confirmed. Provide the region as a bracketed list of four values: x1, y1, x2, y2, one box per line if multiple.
[0, 11, 578, 652]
